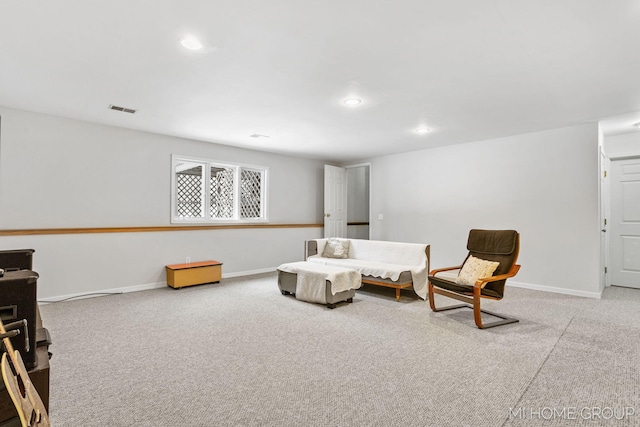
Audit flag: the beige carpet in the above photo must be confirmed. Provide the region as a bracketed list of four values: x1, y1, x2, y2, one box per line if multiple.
[38, 274, 640, 426]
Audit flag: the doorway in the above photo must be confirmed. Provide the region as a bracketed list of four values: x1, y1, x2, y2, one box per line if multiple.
[609, 157, 640, 289]
[323, 163, 371, 239]
[346, 164, 370, 239]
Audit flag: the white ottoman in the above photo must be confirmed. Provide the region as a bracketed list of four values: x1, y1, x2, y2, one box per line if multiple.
[277, 261, 361, 309]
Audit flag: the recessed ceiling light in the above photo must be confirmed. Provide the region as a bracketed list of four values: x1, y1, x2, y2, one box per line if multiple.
[415, 127, 432, 134]
[634, 122, 640, 128]
[343, 98, 362, 106]
[180, 36, 203, 50]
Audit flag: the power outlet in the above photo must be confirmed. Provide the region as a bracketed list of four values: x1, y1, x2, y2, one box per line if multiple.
[185, 257, 191, 264]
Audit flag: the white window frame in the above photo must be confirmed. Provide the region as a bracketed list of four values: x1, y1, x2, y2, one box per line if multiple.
[171, 155, 269, 224]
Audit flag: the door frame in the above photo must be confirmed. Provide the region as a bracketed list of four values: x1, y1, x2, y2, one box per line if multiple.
[599, 147, 610, 289]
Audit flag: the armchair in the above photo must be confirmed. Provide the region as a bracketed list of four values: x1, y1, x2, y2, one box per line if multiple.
[428, 229, 520, 329]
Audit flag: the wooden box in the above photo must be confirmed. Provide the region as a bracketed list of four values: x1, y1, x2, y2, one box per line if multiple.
[165, 260, 222, 289]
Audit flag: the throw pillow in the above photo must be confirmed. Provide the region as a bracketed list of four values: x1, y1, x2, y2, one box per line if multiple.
[321, 238, 350, 259]
[456, 255, 500, 287]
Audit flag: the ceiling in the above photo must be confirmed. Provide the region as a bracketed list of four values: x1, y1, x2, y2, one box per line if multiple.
[1, 1, 640, 162]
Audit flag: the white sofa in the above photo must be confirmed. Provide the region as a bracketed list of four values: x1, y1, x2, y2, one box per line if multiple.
[306, 238, 430, 300]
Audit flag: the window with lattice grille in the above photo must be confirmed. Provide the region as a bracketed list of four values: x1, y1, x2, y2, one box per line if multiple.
[172, 156, 268, 223]
[176, 164, 204, 219]
[240, 169, 262, 219]
[210, 166, 234, 219]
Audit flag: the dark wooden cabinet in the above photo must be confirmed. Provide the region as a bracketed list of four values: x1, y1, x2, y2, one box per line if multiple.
[0, 248, 50, 423]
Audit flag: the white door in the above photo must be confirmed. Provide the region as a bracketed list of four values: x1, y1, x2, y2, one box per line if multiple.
[324, 165, 347, 238]
[610, 158, 640, 288]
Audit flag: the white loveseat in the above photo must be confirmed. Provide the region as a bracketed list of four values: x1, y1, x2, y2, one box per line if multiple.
[306, 238, 430, 300]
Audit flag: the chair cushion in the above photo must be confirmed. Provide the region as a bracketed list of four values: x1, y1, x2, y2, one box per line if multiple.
[430, 229, 519, 301]
[428, 275, 503, 299]
[321, 238, 350, 259]
[467, 229, 518, 255]
[456, 255, 499, 286]
[467, 230, 519, 288]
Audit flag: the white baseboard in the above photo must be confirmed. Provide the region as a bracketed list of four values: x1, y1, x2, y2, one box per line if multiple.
[508, 280, 603, 299]
[38, 281, 167, 303]
[40, 270, 601, 303]
[39, 268, 278, 303]
[222, 267, 276, 278]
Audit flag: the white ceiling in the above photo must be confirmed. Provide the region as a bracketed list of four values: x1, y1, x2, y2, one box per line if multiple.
[1, 1, 640, 162]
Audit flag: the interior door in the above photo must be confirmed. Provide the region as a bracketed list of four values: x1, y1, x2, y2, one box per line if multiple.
[324, 165, 347, 238]
[610, 158, 640, 288]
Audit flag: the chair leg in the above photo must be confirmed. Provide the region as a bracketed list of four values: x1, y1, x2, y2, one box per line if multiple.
[474, 308, 519, 329]
[473, 291, 483, 327]
[428, 281, 468, 312]
[428, 281, 518, 329]
[473, 288, 518, 329]
[437, 303, 520, 328]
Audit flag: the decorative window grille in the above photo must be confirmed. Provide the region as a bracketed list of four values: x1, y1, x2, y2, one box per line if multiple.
[240, 169, 262, 219]
[210, 166, 234, 219]
[176, 165, 204, 218]
[172, 156, 268, 223]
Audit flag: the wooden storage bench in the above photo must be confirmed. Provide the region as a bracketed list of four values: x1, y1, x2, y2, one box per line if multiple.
[165, 260, 222, 289]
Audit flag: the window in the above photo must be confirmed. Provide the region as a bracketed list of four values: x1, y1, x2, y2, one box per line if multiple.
[172, 155, 268, 223]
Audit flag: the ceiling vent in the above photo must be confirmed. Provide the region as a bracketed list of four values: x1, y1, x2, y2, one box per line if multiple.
[108, 104, 136, 114]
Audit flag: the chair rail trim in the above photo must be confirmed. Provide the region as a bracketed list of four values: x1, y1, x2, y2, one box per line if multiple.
[0, 223, 323, 236]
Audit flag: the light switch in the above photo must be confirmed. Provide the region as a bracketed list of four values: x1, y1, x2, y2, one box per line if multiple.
[378, 214, 384, 220]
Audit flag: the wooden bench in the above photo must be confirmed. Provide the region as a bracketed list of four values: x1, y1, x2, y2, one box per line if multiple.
[165, 260, 222, 289]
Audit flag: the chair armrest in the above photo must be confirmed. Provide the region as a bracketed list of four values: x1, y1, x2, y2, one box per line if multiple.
[429, 265, 463, 276]
[474, 264, 521, 288]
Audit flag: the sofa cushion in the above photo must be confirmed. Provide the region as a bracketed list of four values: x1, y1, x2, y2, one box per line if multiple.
[456, 255, 499, 287]
[321, 238, 350, 259]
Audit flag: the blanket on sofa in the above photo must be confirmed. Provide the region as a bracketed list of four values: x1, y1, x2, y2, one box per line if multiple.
[308, 239, 429, 299]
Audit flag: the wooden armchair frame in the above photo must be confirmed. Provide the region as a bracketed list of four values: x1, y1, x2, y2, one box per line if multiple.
[428, 230, 520, 329]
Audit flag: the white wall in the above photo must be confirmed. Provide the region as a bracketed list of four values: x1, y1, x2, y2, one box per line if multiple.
[603, 133, 640, 159]
[367, 124, 601, 297]
[0, 107, 603, 299]
[0, 107, 324, 299]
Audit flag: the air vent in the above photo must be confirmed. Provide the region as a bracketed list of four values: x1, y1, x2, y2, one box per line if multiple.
[108, 104, 136, 114]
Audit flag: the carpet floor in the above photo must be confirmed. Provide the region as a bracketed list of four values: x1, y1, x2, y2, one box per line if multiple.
[38, 273, 640, 426]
